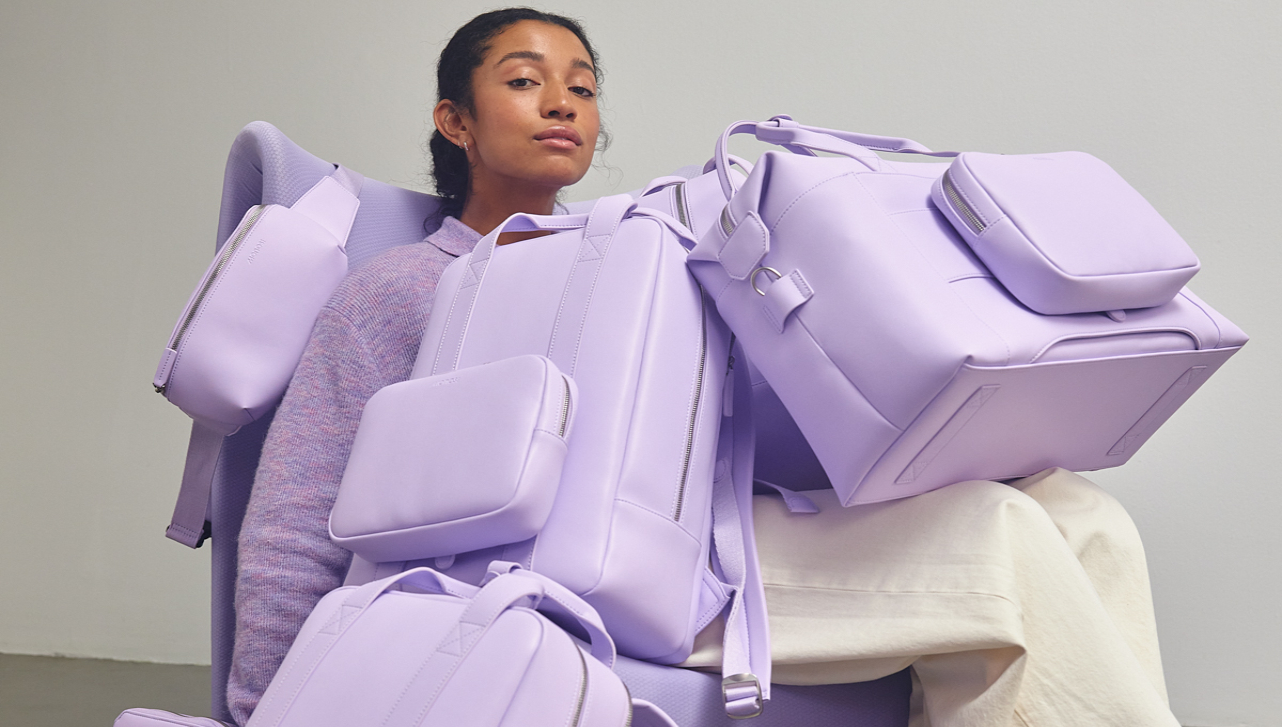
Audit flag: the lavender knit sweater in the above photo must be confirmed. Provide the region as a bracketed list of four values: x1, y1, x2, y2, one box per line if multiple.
[227, 217, 480, 725]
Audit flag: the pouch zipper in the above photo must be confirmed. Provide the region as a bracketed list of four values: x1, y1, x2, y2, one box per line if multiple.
[673, 182, 690, 228]
[941, 169, 986, 234]
[164, 205, 268, 363]
[673, 288, 709, 522]
[559, 375, 572, 438]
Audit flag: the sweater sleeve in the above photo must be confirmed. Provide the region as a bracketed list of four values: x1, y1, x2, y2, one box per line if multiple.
[225, 304, 388, 725]
[224, 221, 477, 726]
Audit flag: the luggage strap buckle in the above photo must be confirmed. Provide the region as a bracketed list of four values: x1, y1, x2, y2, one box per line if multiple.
[722, 673, 764, 719]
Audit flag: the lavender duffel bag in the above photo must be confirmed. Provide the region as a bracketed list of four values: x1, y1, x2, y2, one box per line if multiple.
[246, 565, 676, 727]
[640, 116, 1247, 506]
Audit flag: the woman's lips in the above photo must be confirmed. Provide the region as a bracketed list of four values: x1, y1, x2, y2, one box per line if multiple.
[535, 126, 582, 149]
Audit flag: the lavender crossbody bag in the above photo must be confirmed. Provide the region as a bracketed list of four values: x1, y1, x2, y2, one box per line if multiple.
[330, 354, 577, 562]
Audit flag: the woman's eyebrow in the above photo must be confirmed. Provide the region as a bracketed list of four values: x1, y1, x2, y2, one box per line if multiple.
[494, 50, 595, 73]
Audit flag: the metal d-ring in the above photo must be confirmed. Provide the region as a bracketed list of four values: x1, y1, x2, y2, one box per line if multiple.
[750, 266, 781, 296]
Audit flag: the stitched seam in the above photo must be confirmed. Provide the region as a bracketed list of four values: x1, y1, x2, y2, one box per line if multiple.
[769, 171, 858, 230]
[791, 313, 901, 430]
[613, 498, 703, 545]
[856, 169, 1011, 367]
[430, 267, 467, 375]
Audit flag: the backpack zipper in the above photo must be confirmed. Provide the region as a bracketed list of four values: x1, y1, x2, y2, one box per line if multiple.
[164, 205, 268, 363]
[559, 375, 572, 438]
[673, 287, 708, 522]
[941, 169, 987, 234]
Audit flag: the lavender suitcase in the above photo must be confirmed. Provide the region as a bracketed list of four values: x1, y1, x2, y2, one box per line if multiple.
[178, 121, 910, 726]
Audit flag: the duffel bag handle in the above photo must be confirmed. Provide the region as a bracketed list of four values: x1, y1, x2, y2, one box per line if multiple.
[484, 561, 617, 667]
[376, 568, 616, 727]
[714, 115, 957, 197]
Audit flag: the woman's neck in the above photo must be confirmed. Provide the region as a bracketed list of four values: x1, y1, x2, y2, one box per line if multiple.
[458, 181, 559, 245]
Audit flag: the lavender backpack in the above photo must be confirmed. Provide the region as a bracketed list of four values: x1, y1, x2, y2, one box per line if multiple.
[639, 116, 1247, 505]
[341, 196, 773, 717]
[143, 122, 911, 726]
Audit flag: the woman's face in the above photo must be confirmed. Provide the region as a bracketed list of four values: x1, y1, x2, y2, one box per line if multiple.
[452, 20, 600, 197]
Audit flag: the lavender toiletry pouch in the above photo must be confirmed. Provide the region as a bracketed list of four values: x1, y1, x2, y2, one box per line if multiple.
[932, 151, 1200, 315]
[330, 355, 576, 562]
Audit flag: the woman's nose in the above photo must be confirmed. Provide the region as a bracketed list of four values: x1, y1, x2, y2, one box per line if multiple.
[543, 86, 576, 120]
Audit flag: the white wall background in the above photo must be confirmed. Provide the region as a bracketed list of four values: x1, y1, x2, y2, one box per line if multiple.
[1, 1, 1277, 725]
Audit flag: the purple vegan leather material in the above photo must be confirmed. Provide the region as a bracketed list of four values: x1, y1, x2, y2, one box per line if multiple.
[932, 151, 1200, 314]
[155, 165, 363, 431]
[157, 166, 363, 548]
[194, 121, 910, 725]
[411, 195, 733, 666]
[245, 565, 651, 727]
[382, 196, 772, 715]
[640, 116, 1248, 507]
[329, 355, 577, 562]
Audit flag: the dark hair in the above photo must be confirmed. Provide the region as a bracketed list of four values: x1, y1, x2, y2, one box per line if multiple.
[430, 8, 604, 217]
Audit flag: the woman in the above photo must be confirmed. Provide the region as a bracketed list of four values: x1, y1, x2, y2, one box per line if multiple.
[230, 8, 1179, 726]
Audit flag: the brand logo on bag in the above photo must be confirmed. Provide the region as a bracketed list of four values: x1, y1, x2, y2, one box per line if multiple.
[430, 377, 459, 387]
[246, 236, 269, 264]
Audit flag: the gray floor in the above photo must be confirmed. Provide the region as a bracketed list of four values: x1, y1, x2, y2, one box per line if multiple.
[0, 653, 211, 726]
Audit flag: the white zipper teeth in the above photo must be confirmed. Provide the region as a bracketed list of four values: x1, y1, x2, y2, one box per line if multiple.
[559, 376, 572, 437]
[570, 644, 589, 727]
[673, 288, 708, 522]
[168, 205, 267, 352]
[719, 205, 734, 236]
[942, 170, 986, 234]
[674, 182, 689, 228]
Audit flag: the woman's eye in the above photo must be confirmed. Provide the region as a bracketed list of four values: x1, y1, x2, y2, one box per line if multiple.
[509, 78, 536, 88]
[571, 86, 597, 99]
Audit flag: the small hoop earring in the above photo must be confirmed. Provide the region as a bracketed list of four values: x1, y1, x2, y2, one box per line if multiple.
[461, 141, 469, 152]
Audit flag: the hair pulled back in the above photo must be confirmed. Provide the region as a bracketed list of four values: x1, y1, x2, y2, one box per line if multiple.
[431, 8, 603, 217]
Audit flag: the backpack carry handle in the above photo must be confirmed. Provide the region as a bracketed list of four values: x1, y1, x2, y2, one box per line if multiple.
[432, 194, 697, 375]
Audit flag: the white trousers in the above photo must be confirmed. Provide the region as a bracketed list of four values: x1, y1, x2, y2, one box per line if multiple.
[683, 468, 1179, 727]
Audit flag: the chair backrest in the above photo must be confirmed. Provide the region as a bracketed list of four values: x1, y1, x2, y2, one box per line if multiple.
[207, 121, 444, 721]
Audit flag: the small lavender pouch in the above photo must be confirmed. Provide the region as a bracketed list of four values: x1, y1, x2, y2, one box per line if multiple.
[330, 354, 577, 562]
[932, 151, 1200, 315]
